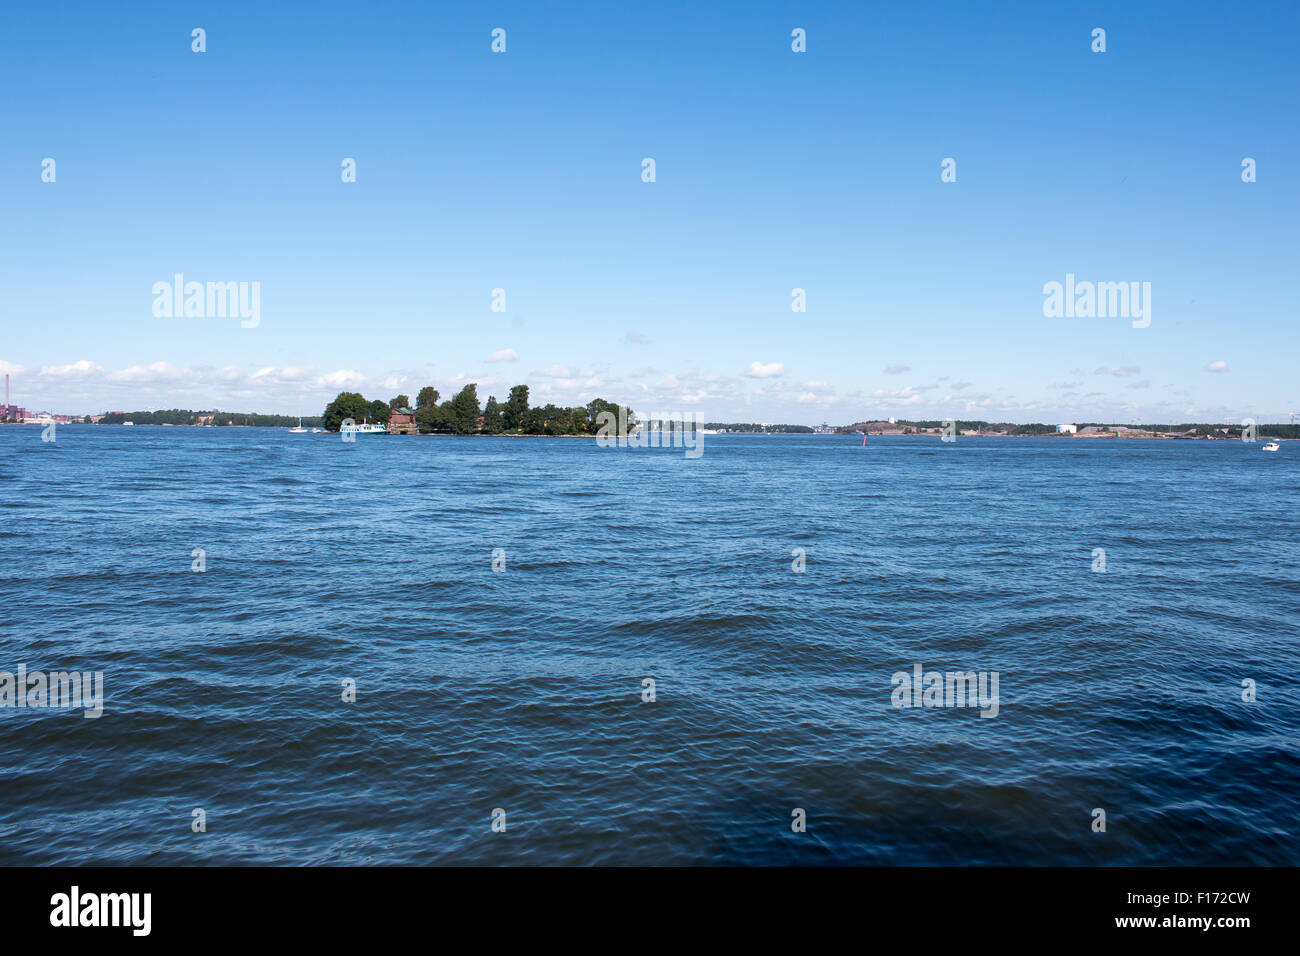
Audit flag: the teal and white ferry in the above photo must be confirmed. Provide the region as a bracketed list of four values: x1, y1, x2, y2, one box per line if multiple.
[340, 420, 387, 436]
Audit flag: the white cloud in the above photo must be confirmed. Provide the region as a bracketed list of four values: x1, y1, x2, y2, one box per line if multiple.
[39, 360, 103, 380]
[1095, 366, 1141, 377]
[106, 362, 185, 383]
[537, 364, 579, 378]
[871, 386, 926, 405]
[625, 330, 651, 345]
[883, 363, 911, 374]
[485, 349, 519, 363]
[319, 369, 368, 389]
[1204, 360, 1229, 373]
[743, 361, 785, 379]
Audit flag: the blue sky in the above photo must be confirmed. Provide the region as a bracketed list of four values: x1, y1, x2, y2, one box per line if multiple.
[2, 0, 1296, 422]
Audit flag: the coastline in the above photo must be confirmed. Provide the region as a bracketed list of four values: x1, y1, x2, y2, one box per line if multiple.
[8, 422, 1292, 442]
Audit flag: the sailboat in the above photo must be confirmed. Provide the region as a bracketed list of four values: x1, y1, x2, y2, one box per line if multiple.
[288, 418, 308, 433]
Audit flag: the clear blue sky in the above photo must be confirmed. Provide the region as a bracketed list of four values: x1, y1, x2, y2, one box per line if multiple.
[2, 0, 1296, 423]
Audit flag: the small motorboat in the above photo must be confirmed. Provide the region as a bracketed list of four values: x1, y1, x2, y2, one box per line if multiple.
[1262, 441, 1280, 452]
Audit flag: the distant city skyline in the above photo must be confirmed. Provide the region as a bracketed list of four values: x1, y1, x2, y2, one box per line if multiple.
[2, 1, 1296, 424]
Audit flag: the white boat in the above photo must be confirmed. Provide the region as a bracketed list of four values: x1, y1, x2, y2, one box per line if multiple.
[1262, 441, 1280, 452]
[288, 418, 308, 433]
[310, 427, 325, 433]
[340, 420, 386, 436]
[122, 421, 134, 426]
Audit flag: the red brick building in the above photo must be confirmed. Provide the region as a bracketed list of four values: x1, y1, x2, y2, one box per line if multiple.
[388, 407, 417, 434]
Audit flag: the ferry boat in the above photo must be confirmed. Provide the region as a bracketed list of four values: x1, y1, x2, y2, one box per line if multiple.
[340, 420, 386, 436]
[1262, 441, 1280, 452]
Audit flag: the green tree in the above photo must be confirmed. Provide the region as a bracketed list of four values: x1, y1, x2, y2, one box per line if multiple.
[503, 384, 529, 431]
[415, 402, 452, 434]
[389, 394, 411, 410]
[448, 383, 481, 434]
[523, 403, 567, 435]
[416, 386, 440, 410]
[521, 405, 541, 434]
[323, 392, 372, 431]
[585, 398, 615, 432]
[369, 399, 392, 424]
[482, 396, 503, 434]
[585, 398, 635, 436]
[566, 406, 588, 434]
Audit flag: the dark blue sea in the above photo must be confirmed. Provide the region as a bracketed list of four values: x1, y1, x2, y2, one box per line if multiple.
[1, 426, 1297, 865]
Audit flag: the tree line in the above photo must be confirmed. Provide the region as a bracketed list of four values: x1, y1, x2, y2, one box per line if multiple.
[700, 422, 814, 433]
[322, 385, 636, 436]
[836, 419, 1300, 438]
[97, 409, 323, 427]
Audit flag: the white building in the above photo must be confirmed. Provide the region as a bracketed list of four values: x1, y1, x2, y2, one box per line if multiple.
[1057, 424, 1078, 434]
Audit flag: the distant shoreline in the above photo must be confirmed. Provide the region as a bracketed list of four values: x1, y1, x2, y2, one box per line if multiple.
[5, 422, 1293, 442]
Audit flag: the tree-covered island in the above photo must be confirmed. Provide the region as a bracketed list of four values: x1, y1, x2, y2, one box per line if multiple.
[322, 384, 637, 436]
